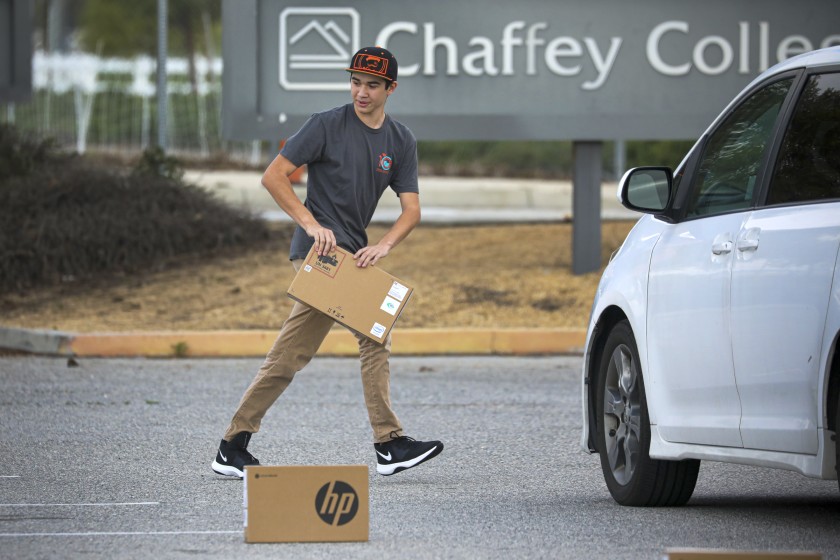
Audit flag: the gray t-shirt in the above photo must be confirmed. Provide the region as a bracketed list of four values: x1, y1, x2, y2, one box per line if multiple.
[280, 103, 419, 260]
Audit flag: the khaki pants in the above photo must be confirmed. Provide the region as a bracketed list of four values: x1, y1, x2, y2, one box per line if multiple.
[223, 260, 403, 444]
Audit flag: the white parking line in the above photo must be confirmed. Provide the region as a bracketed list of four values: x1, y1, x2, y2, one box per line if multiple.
[0, 502, 239, 538]
[0, 530, 240, 537]
[0, 502, 160, 507]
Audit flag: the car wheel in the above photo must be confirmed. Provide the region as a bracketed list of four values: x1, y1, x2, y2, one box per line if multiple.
[595, 320, 700, 506]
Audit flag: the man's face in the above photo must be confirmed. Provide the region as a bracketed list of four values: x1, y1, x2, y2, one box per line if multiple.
[350, 72, 395, 116]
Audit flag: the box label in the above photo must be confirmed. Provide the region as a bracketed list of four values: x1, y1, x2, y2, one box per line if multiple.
[388, 281, 409, 301]
[243, 475, 248, 528]
[370, 322, 386, 338]
[310, 251, 345, 278]
[380, 296, 400, 316]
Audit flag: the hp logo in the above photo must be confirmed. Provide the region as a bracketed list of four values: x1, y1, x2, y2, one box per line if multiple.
[315, 480, 359, 526]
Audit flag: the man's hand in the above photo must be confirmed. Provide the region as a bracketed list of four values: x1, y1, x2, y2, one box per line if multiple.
[354, 243, 391, 268]
[306, 225, 336, 256]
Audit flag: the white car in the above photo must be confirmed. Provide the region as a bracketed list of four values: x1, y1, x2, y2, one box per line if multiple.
[581, 46, 840, 506]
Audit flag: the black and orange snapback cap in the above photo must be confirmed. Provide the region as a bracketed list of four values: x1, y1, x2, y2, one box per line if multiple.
[346, 46, 398, 83]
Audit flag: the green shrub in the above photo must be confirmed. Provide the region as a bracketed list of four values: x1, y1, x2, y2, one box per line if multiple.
[0, 127, 271, 291]
[132, 146, 185, 181]
[0, 124, 63, 182]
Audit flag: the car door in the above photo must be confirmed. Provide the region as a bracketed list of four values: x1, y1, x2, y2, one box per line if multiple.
[646, 77, 795, 448]
[731, 70, 840, 454]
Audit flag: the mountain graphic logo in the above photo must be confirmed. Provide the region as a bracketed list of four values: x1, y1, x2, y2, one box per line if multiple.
[289, 20, 351, 69]
[280, 7, 360, 91]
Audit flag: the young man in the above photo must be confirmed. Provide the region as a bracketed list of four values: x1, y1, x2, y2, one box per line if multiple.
[211, 47, 443, 479]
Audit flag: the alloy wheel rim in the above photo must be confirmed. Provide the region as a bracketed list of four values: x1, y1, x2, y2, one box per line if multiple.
[602, 343, 642, 486]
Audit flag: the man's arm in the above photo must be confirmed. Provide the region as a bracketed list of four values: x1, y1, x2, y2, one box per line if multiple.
[261, 153, 336, 256]
[354, 192, 420, 268]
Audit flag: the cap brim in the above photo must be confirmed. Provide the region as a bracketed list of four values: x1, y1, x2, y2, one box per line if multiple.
[346, 68, 393, 82]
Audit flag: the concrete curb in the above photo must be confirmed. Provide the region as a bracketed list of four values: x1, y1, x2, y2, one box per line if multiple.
[0, 327, 75, 355]
[0, 326, 586, 358]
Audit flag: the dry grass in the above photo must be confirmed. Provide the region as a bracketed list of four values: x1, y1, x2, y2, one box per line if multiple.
[0, 221, 635, 332]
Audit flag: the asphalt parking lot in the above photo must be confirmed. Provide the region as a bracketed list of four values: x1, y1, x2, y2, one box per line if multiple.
[2, 355, 839, 559]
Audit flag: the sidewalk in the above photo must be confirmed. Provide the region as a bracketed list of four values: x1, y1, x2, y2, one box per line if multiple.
[183, 170, 638, 223]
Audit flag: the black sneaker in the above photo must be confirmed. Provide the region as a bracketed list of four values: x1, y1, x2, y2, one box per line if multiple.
[374, 436, 443, 476]
[211, 432, 259, 478]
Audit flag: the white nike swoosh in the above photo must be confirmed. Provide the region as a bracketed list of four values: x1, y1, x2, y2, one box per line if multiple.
[219, 451, 228, 462]
[376, 450, 392, 461]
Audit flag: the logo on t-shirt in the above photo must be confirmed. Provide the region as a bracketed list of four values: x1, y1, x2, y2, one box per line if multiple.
[377, 153, 392, 174]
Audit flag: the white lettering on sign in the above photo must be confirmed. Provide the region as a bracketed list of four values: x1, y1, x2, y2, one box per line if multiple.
[647, 20, 840, 77]
[279, 13, 840, 92]
[376, 21, 622, 90]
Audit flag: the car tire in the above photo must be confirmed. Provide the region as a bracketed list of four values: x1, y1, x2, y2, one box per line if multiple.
[595, 320, 700, 506]
[835, 390, 839, 493]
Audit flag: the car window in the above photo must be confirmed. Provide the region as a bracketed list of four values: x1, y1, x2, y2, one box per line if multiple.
[767, 72, 840, 205]
[686, 78, 794, 218]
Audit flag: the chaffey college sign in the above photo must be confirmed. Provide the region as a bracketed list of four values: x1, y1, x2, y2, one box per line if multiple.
[223, 0, 838, 141]
[221, 0, 838, 273]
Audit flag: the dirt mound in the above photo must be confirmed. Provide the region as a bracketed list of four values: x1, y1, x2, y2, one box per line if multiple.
[0, 221, 635, 332]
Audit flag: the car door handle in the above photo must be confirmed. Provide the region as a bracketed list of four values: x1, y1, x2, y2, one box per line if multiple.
[712, 241, 733, 255]
[736, 228, 761, 252]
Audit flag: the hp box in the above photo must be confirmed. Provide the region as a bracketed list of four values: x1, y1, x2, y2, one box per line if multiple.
[244, 465, 369, 543]
[287, 246, 414, 343]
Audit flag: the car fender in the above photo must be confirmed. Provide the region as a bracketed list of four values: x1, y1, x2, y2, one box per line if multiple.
[819, 241, 840, 430]
[581, 215, 664, 453]
[811, 238, 840, 479]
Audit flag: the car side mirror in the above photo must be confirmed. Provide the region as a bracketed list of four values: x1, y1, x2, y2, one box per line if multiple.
[618, 167, 673, 213]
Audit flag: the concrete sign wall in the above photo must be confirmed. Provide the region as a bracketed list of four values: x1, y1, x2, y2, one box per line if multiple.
[0, 0, 33, 102]
[222, 0, 839, 141]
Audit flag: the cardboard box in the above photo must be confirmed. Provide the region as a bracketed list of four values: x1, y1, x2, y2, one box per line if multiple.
[244, 465, 369, 543]
[287, 245, 414, 343]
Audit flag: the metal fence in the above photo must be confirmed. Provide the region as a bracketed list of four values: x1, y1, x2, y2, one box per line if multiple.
[1, 50, 264, 164]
